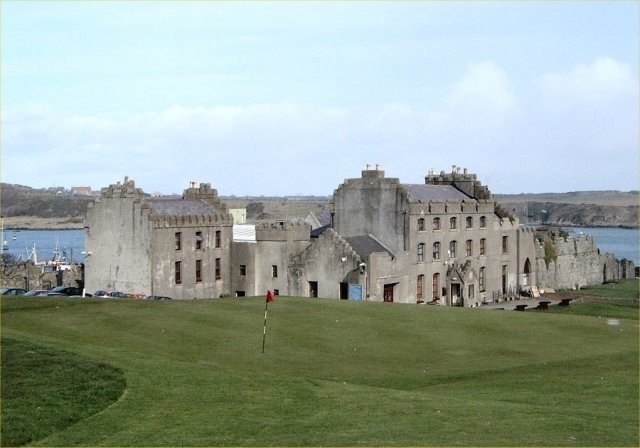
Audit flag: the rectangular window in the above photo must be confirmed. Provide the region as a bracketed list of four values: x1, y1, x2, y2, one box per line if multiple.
[433, 242, 441, 260]
[502, 236, 509, 254]
[175, 232, 181, 251]
[480, 238, 486, 256]
[450, 217, 457, 230]
[466, 216, 473, 229]
[468, 284, 475, 299]
[196, 259, 202, 282]
[449, 240, 456, 258]
[215, 230, 221, 248]
[479, 267, 486, 292]
[417, 243, 425, 262]
[195, 231, 203, 250]
[418, 218, 425, 231]
[215, 258, 221, 280]
[240, 264, 246, 276]
[480, 216, 487, 228]
[433, 217, 441, 231]
[175, 261, 182, 284]
[272, 265, 278, 278]
[466, 239, 473, 257]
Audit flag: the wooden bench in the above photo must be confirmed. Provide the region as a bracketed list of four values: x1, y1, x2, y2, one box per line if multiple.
[558, 298, 573, 307]
[514, 304, 528, 311]
[535, 301, 551, 310]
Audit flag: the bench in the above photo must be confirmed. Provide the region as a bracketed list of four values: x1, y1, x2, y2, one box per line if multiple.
[558, 298, 573, 307]
[535, 301, 551, 310]
[514, 304, 528, 311]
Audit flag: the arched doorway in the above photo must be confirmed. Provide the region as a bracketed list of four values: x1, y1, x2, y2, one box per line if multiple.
[523, 258, 531, 286]
[603, 265, 607, 283]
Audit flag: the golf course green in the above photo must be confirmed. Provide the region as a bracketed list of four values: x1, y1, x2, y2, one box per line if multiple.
[2, 281, 638, 446]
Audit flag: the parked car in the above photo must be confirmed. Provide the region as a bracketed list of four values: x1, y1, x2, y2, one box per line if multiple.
[109, 291, 128, 298]
[148, 295, 172, 300]
[51, 286, 88, 296]
[0, 287, 28, 296]
[94, 290, 127, 298]
[24, 290, 64, 297]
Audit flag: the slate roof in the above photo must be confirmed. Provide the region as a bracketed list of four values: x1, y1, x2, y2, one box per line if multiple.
[403, 184, 471, 202]
[147, 199, 220, 216]
[311, 224, 331, 238]
[344, 235, 394, 258]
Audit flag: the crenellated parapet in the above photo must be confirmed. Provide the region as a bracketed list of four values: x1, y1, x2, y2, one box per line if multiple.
[425, 166, 493, 200]
[100, 176, 144, 199]
[255, 221, 311, 241]
[183, 182, 229, 213]
[150, 213, 234, 228]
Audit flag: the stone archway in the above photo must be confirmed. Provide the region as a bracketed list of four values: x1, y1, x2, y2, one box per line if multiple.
[523, 258, 531, 286]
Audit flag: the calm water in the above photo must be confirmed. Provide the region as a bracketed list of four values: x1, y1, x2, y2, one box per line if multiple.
[2, 226, 638, 266]
[2, 229, 86, 264]
[567, 226, 639, 265]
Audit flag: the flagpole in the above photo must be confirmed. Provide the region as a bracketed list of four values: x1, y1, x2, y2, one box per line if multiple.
[262, 290, 274, 353]
[262, 299, 269, 353]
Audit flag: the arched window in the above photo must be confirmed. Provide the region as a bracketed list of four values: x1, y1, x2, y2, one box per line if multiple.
[433, 217, 441, 230]
[466, 216, 473, 229]
[480, 238, 486, 255]
[450, 217, 457, 230]
[418, 218, 425, 232]
[432, 273, 440, 299]
[449, 240, 457, 258]
[466, 239, 473, 257]
[433, 242, 441, 260]
[480, 216, 487, 228]
[417, 275, 424, 301]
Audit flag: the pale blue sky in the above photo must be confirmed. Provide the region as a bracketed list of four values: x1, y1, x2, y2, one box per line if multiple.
[2, 1, 638, 195]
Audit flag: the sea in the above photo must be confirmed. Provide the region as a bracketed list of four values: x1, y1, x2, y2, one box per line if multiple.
[2, 226, 639, 266]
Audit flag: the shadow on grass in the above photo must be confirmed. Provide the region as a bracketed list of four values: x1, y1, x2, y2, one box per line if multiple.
[1, 337, 126, 447]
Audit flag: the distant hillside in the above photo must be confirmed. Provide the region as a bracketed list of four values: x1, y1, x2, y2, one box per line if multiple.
[1, 183, 637, 229]
[1, 183, 93, 227]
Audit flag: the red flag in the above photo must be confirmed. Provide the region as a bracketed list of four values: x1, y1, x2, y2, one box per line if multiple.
[266, 290, 275, 303]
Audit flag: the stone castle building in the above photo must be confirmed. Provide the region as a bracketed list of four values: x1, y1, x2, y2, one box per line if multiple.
[84, 168, 633, 304]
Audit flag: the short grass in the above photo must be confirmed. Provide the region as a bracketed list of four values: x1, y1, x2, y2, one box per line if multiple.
[1, 338, 126, 447]
[562, 278, 639, 301]
[1, 295, 638, 446]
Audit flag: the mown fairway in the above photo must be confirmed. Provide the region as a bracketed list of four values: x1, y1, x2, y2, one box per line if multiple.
[1, 293, 638, 446]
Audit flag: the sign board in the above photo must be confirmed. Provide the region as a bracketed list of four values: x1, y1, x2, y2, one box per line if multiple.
[348, 284, 363, 301]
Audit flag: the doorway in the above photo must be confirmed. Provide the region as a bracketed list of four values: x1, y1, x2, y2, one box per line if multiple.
[383, 284, 394, 302]
[451, 283, 462, 306]
[309, 281, 318, 298]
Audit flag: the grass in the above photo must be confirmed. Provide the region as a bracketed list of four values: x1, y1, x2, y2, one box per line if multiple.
[1, 337, 126, 447]
[1, 295, 638, 446]
[564, 278, 639, 301]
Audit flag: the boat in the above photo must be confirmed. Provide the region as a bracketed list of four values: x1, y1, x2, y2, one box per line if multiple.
[28, 240, 72, 271]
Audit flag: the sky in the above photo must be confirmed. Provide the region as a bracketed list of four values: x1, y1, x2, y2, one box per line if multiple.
[1, 1, 638, 196]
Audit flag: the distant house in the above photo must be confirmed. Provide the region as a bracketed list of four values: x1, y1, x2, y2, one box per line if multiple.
[71, 186, 92, 196]
[229, 208, 247, 224]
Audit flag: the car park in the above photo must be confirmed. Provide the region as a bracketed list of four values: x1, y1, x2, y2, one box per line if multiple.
[148, 295, 172, 300]
[51, 286, 88, 296]
[0, 287, 28, 296]
[24, 290, 64, 297]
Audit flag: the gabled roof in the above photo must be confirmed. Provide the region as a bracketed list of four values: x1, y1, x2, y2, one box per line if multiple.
[147, 199, 221, 216]
[403, 184, 471, 202]
[311, 224, 331, 238]
[344, 235, 394, 258]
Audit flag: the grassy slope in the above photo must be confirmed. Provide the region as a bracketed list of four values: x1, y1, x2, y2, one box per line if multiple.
[1, 296, 637, 446]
